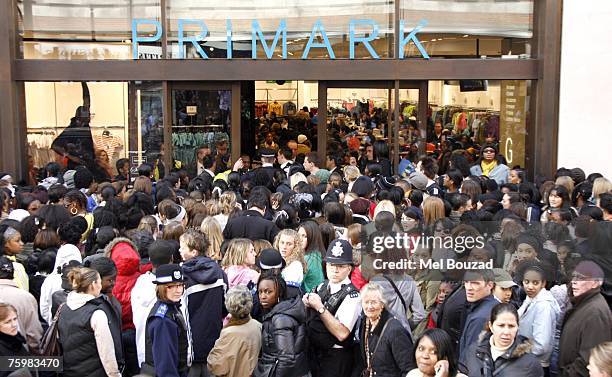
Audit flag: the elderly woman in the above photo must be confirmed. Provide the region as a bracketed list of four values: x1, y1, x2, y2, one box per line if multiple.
[207, 285, 262, 377]
[357, 282, 414, 377]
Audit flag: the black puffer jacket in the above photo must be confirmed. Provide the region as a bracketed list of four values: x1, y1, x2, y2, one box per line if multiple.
[254, 296, 309, 377]
[461, 331, 543, 377]
[355, 309, 415, 377]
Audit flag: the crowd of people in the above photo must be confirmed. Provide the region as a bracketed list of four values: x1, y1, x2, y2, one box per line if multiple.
[0, 116, 611, 377]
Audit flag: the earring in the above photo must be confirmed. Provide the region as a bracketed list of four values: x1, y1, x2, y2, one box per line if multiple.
[70, 207, 78, 216]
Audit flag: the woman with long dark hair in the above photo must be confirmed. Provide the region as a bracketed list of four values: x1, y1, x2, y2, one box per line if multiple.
[297, 220, 325, 293]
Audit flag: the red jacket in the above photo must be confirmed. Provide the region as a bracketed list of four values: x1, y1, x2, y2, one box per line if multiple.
[105, 237, 142, 331]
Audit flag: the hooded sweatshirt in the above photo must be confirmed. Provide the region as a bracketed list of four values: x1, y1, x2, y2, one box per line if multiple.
[224, 265, 259, 289]
[39, 243, 82, 324]
[182, 255, 228, 363]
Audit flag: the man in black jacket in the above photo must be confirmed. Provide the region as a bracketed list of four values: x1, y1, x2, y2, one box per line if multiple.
[223, 191, 280, 243]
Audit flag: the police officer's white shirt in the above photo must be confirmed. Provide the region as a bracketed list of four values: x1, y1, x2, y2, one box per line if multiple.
[321, 277, 361, 348]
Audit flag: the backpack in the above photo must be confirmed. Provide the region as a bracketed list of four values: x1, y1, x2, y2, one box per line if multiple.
[40, 303, 65, 356]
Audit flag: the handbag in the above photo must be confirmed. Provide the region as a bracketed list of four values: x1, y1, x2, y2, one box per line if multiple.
[40, 303, 65, 356]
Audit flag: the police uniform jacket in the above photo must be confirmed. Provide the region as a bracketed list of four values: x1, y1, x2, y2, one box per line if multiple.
[143, 300, 189, 377]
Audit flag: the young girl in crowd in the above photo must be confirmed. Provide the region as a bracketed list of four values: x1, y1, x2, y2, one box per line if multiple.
[297, 221, 325, 293]
[221, 238, 259, 289]
[518, 261, 560, 375]
[273, 229, 307, 292]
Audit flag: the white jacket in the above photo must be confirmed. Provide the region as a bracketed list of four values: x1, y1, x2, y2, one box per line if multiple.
[130, 271, 157, 367]
[39, 244, 82, 324]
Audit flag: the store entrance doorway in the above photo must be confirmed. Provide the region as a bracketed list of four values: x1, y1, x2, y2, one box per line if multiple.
[320, 81, 428, 178]
[166, 82, 241, 178]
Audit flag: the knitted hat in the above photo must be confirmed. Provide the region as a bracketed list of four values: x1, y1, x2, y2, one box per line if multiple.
[377, 176, 396, 191]
[297, 135, 308, 144]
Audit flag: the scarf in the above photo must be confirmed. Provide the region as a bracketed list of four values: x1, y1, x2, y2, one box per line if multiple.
[480, 160, 498, 177]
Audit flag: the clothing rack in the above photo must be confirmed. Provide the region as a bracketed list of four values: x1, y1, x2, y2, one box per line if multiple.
[255, 88, 299, 107]
[173, 124, 223, 128]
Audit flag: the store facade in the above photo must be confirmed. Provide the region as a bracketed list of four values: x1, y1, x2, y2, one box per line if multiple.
[0, 0, 561, 181]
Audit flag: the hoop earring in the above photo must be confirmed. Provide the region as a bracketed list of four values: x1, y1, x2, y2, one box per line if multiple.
[70, 207, 78, 216]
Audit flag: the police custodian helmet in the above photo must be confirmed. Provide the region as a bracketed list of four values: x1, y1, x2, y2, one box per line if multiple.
[153, 264, 185, 285]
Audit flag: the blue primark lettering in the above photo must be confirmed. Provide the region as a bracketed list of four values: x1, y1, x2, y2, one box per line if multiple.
[131, 18, 429, 60]
[349, 19, 380, 59]
[226, 20, 233, 59]
[252, 19, 287, 59]
[399, 19, 430, 59]
[302, 19, 335, 59]
[178, 19, 209, 59]
[131, 19, 162, 60]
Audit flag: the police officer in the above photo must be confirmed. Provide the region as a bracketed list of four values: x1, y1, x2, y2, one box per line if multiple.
[303, 239, 361, 377]
[142, 264, 189, 377]
[247, 148, 280, 191]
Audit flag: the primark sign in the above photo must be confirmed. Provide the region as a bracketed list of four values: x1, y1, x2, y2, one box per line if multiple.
[131, 19, 430, 60]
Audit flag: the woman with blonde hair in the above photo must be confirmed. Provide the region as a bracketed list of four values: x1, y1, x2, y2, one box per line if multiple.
[57, 267, 122, 377]
[290, 172, 308, 191]
[593, 177, 612, 203]
[221, 238, 259, 289]
[555, 176, 575, 197]
[423, 196, 446, 230]
[214, 191, 239, 231]
[273, 229, 307, 292]
[588, 342, 612, 377]
[0, 303, 30, 359]
[201, 217, 223, 262]
[343, 165, 361, 192]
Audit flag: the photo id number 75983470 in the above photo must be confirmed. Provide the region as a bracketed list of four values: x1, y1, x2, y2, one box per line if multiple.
[0, 356, 63, 371]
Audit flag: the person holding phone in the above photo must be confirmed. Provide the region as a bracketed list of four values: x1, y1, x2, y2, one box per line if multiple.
[407, 328, 467, 377]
